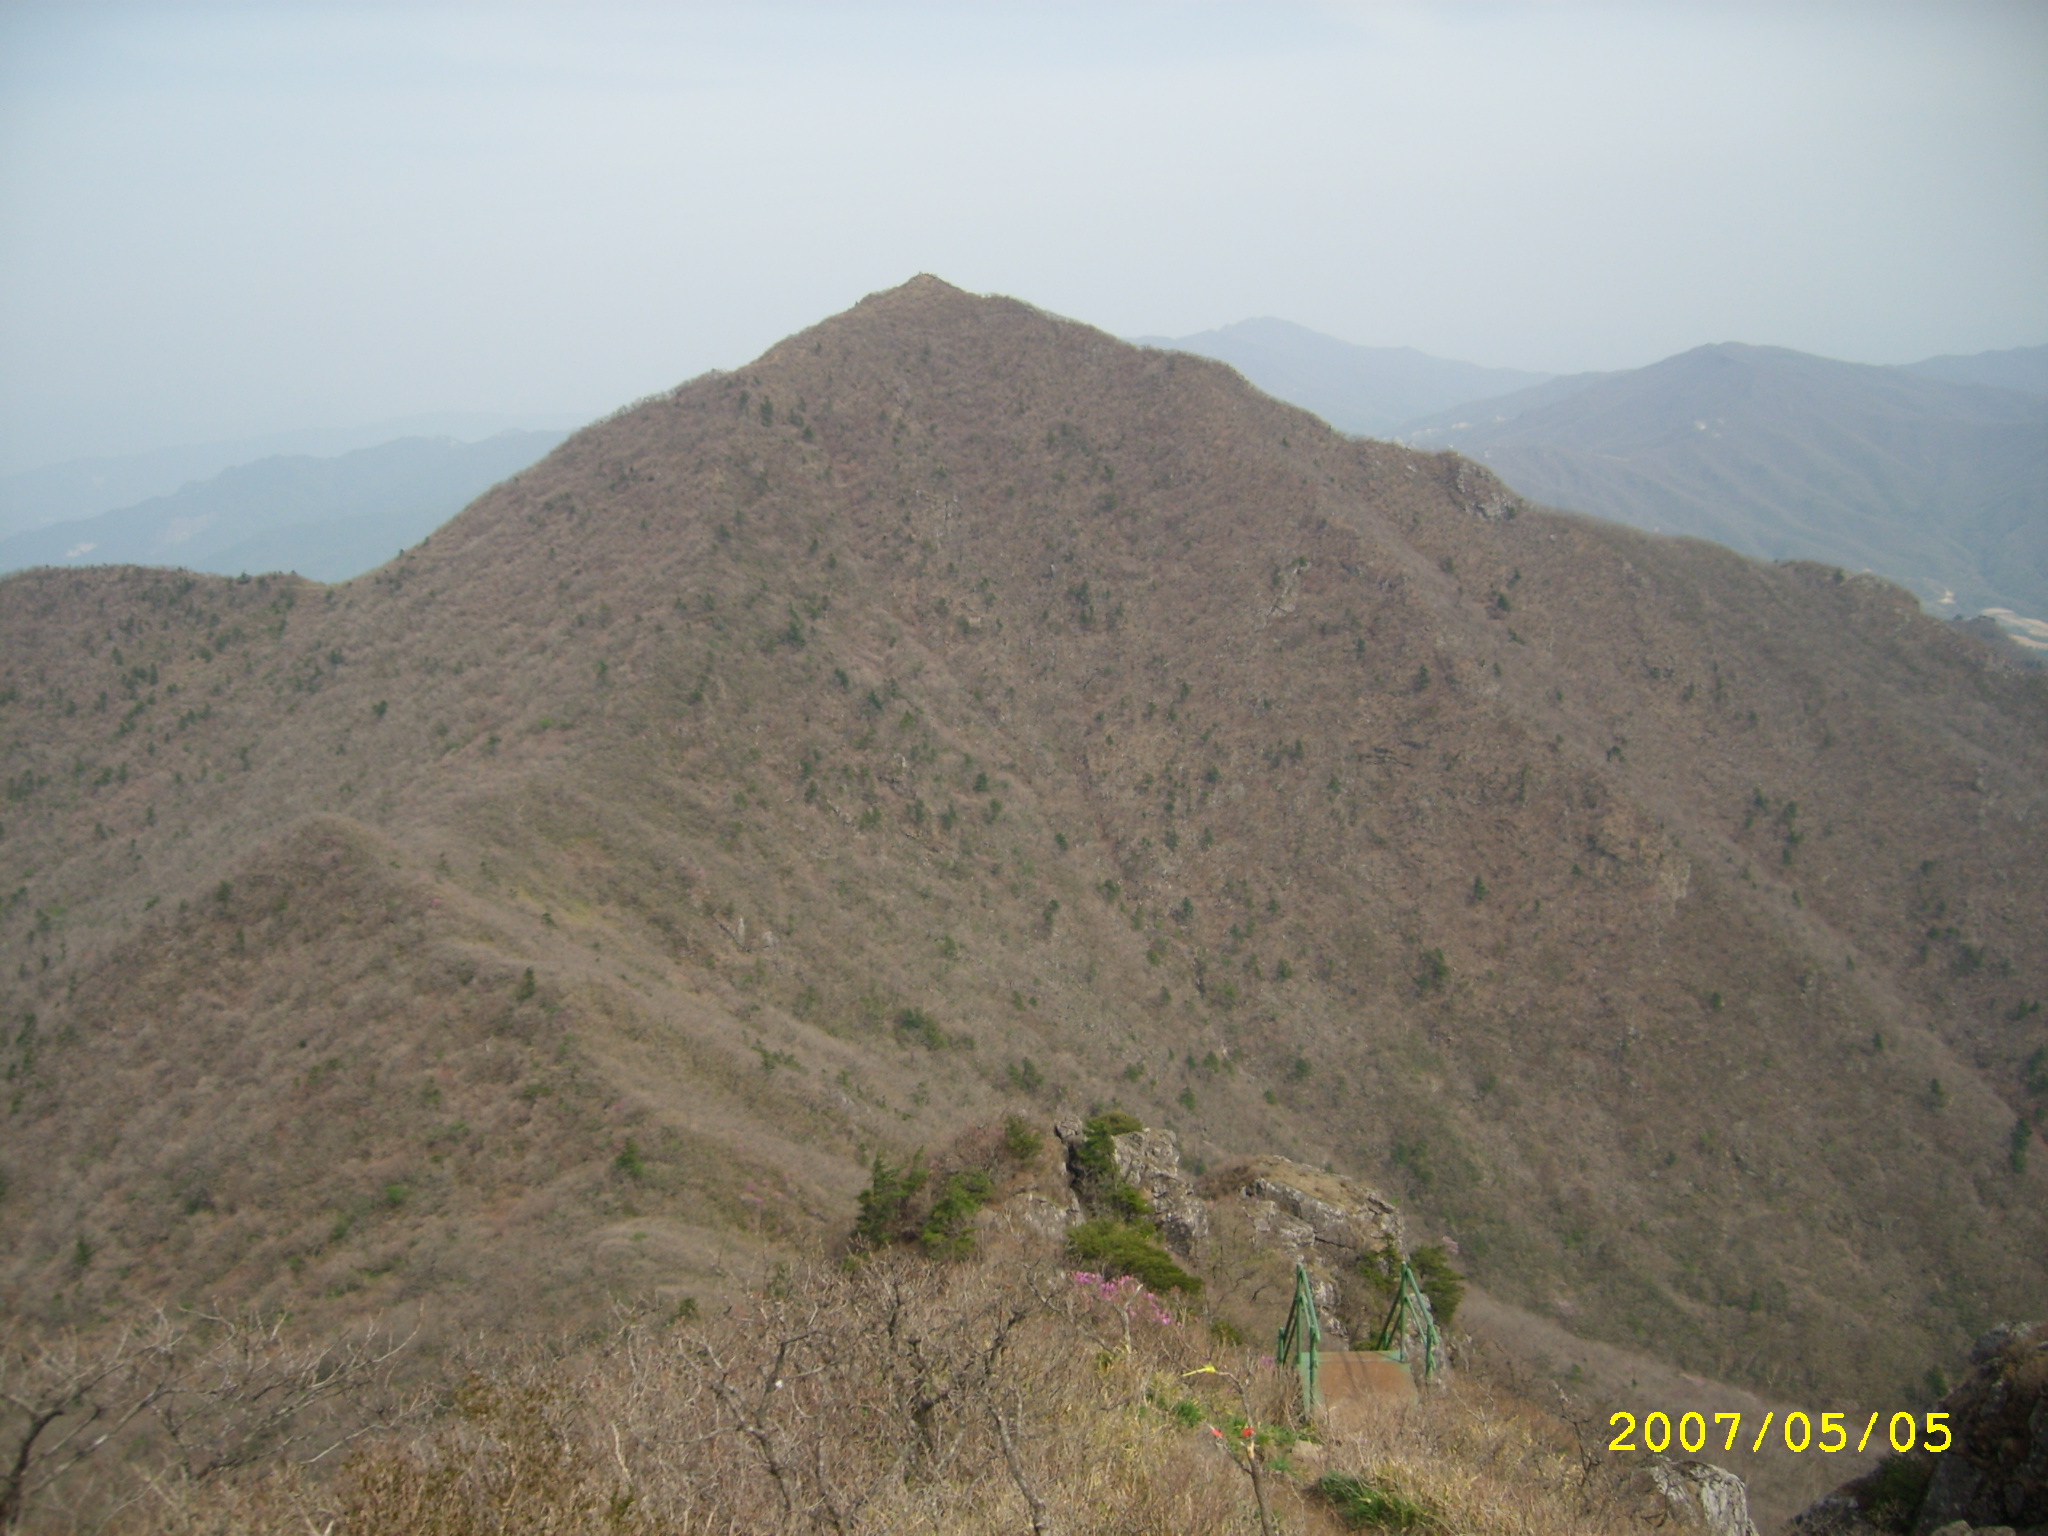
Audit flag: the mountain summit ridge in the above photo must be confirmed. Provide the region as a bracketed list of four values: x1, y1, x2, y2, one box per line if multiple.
[1, 277, 2042, 1411]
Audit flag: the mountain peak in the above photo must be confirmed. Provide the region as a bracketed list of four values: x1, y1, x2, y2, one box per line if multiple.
[864, 272, 973, 308]
[2, 280, 2041, 1432]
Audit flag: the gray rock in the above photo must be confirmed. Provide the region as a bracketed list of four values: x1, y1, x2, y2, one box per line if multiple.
[1201, 1156, 1415, 1363]
[987, 1190, 1080, 1242]
[1635, 1456, 1761, 1536]
[1793, 1320, 2045, 1536]
[1222, 1159, 1403, 1264]
[1911, 1327, 2048, 1535]
[1970, 1322, 2040, 1366]
[1108, 1126, 1209, 1249]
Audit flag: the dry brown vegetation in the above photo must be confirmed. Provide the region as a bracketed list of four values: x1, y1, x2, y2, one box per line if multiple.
[17, 1244, 1664, 1535]
[1, 275, 2043, 1451]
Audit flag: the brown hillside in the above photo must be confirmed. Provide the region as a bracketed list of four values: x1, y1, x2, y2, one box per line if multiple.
[1, 276, 2043, 1405]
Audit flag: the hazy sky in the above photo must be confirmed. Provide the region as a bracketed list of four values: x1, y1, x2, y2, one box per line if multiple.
[1, 0, 2044, 472]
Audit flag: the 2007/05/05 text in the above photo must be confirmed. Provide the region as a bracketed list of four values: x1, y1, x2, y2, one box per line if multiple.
[1610, 1411, 1952, 1456]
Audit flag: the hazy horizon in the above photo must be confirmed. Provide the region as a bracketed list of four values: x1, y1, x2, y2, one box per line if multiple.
[2, 1, 2043, 474]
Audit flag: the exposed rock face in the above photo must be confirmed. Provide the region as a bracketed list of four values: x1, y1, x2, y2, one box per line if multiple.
[1451, 458, 1519, 519]
[1107, 1126, 1209, 1250]
[1630, 1456, 1762, 1535]
[1196, 1156, 1408, 1352]
[985, 1189, 1081, 1244]
[1913, 1324, 2047, 1536]
[981, 1127, 1083, 1243]
[1789, 1323, 2047, 1536]
[1206, 1156, 1404, 1268]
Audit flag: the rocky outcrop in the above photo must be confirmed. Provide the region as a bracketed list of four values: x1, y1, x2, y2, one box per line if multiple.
[983, 1188, 1081, 1243]
[1451, 458, 1520, 519]
[1107, 1125, 1209, 1249]
[1630, 1457, 1761, 1535]
[1194, 1156, 1410, 1352]
[1789, 1323, 2047, 1536]
[1037, 1123, 1431, 1366]
[1202, 1156, 1404, 1269]
[1912, 1324, 2047, 1536]
[1049, 1116, 1211, 1252]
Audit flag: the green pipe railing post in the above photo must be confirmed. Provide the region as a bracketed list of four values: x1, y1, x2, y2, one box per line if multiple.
[1274, 1262, 1323, 1410]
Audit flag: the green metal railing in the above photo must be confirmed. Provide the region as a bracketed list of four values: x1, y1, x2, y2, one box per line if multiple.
[1275, 1262, 1325, 1407]
[1369, 1257, 1443, 1383]
[1275, 1256, 1443, 1411]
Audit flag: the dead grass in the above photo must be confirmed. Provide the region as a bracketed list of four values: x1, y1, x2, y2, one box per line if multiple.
[58, 1247, 1662, 1536]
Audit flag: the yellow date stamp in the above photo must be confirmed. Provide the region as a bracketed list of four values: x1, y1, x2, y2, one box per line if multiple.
[1609, 1410, 1952, 1456]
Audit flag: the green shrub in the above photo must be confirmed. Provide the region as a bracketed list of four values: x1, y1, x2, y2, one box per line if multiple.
[1410, 1245, 1465, 1329]
[919, 1170, 994, 1259]
[1858, 1453, 1932, 1527]
[1072, 1112, 1151, 1219]
[1066, 1218, 1200, 1294]
[896, 1008, 945, 1050]
[614, 1140, 645, 1181]
[1316, 1472, 1439, 1531]
[1415, 948, 1449, 995]
[1357, 1242, 1401, 1308]
[1076, 1110, 1140, 1169]
[1359, 1242, 1464, 1330]
[853, 1150, 926, 1247]
[1002, 1116, 1044, 1162]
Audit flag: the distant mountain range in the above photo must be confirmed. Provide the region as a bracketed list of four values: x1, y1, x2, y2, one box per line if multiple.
[1131, 318, 1553, 437]
[1136, 323, 2045, 628]
[1900, 343, 2048, 397]
[0, 411, 582, 543]
[0, 430, 568, 582]
[1397, 343, 2047, 624]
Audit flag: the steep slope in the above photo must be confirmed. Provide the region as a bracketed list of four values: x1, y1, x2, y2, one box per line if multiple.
[1, 279, 2043, 1405]
[0, 431, 568, 581]
[1397, 343, 2048, 620]
[1134, 318, 1552, 437]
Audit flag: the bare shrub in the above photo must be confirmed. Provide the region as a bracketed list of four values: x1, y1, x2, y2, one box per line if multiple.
[286, 1252, 1279, 1535]
[48, 1253, 1669, 1535]
[0, 1307, 417, 1532]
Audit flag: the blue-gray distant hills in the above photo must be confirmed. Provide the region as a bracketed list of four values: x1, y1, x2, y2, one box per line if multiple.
[1395, 343, 2047, 623]
[1132, 318, 1553, 437]
[0, 430, 568, 583]
[1899, 342, 2048, 397]
[0, 410, 581, 541]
